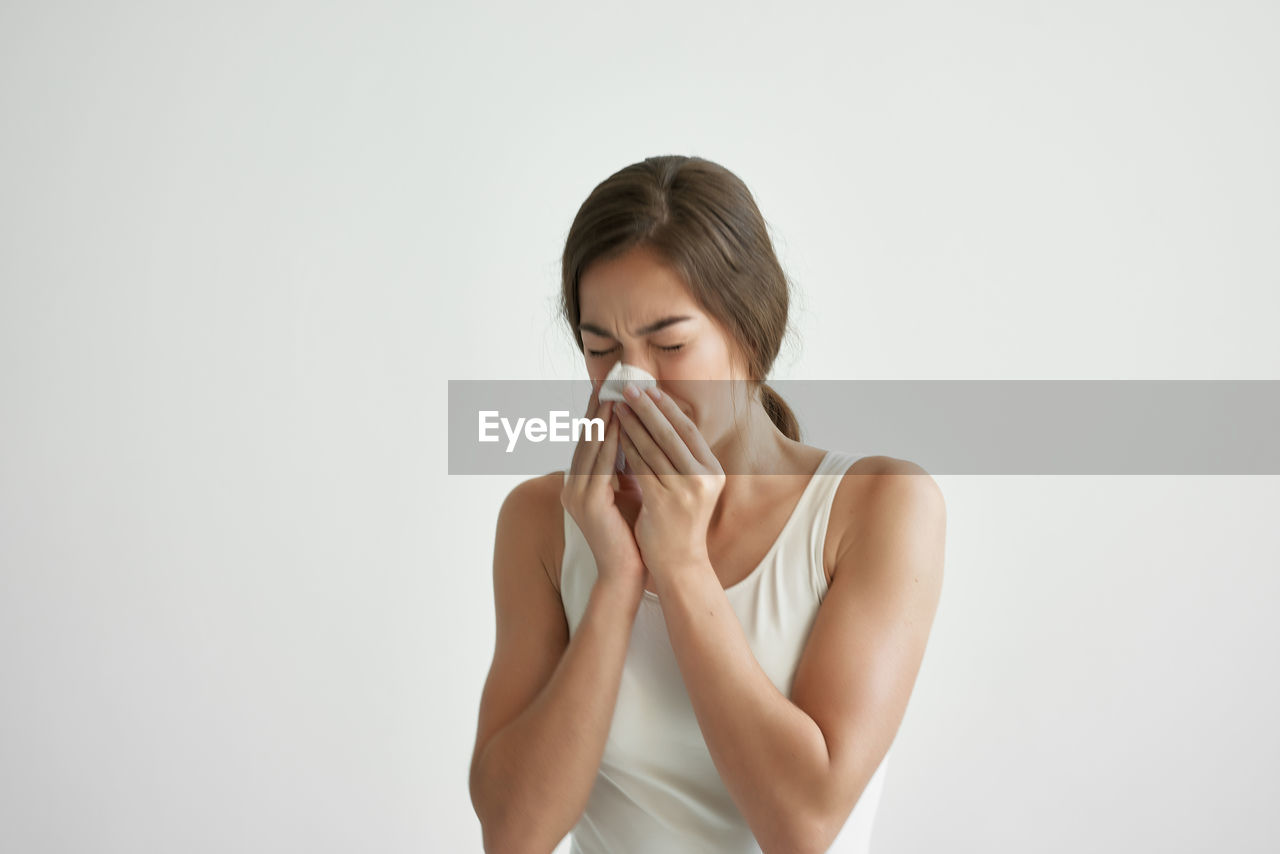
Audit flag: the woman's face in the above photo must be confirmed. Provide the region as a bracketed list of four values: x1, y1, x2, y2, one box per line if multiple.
[578, 244, 751, 449]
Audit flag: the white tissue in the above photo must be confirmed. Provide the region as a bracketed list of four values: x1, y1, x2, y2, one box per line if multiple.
[599, 362, 657, 402]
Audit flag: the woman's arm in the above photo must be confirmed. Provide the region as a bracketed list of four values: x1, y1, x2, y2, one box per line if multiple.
[652, 461, 946, 854]
[469, 474, 644, 854]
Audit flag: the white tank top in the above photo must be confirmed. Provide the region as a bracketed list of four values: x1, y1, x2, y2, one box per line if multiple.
[558, 448, 894, 853]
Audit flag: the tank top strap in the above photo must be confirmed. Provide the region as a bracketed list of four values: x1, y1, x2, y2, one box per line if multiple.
[800, 449, 865, 600]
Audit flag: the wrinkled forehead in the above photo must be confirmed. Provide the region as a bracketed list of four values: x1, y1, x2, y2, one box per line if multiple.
[579, 246, 697, 313]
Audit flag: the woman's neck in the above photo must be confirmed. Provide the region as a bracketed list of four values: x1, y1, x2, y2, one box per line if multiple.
[706, 400, 807, 530]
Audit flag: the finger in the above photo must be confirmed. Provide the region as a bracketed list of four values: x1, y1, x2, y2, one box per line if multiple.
[617, 401, 676, 478]
[620, 389, 694, 474]
[646, 387, 718, 471]
[618, 426, 656, 480]
[590, 406, 621, 478]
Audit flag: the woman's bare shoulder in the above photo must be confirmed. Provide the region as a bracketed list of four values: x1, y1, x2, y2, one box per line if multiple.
[498, 471, 568, 593]
[825, 455, 942, 584]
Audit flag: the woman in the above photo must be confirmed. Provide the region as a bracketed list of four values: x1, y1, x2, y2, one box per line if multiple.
[469, 155, 945, 853]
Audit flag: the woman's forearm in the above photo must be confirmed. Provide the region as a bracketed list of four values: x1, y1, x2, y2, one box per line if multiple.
[653, 560, 834, 854]
[472, 577, 642, 854]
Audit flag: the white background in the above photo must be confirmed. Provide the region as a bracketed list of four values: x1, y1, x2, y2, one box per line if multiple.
[2, 1, 1278, 852]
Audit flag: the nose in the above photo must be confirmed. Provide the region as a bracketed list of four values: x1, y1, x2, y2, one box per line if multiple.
[592, 354, 660, 395]
[616, 353, 658, 379]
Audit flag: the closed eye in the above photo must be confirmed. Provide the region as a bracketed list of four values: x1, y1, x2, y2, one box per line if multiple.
[586, 343, 685, 357]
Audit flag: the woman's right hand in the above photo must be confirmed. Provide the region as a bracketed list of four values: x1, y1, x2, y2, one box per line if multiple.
[561, 384, 649, 597]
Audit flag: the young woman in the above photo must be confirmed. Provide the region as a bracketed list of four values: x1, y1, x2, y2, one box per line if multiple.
[469, 156, 945, 853]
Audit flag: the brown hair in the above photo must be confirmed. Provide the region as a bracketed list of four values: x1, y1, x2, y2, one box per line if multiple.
[559, 155, 800, 442]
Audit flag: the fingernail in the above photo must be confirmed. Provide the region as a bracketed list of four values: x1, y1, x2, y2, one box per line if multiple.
[623, 382, 639, 400]
[646, 386, 661, 401]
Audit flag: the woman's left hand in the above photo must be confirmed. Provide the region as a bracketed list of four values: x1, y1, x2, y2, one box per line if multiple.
[615, 384, 726, 585]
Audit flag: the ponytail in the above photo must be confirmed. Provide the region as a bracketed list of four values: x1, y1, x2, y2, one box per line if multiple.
[759, 381, 800, 442]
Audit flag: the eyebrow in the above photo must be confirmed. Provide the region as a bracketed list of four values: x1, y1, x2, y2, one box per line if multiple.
[578, 315, 693, 339]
